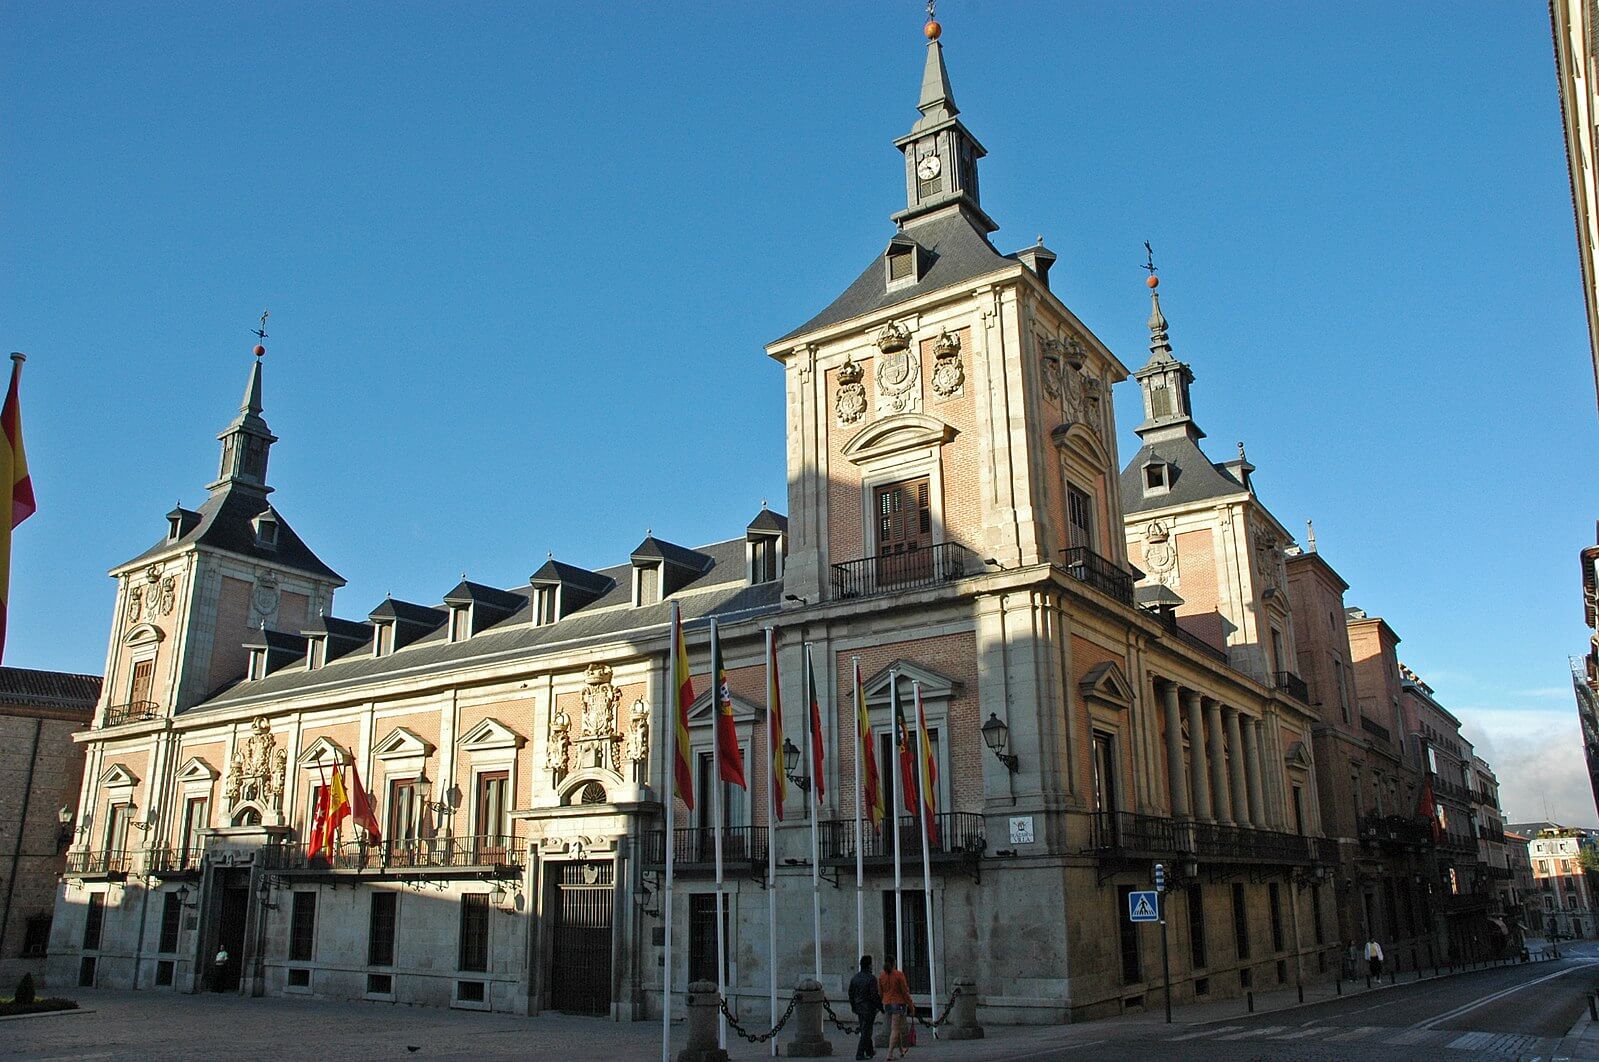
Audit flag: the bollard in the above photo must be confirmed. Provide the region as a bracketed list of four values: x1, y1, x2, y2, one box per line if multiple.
[677, 980, 730, 1062]
[1589, 993, 1598, 1023]
[1336, 977, 1342, 997]
[1247, 990, 1255, 1013]
[1366, 974, 1372, 989]
[943, 978, 984, 1041]
[785, 978, 832, 1058]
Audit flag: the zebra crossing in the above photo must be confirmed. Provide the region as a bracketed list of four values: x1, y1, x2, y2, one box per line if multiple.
[1166, 1021, 1549, 1055]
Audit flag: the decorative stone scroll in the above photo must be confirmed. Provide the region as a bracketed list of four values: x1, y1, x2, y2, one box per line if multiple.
[225, 716, 287, 813]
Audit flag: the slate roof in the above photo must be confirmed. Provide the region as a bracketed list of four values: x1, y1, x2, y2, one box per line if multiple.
[302, 615, 373, 644]
[746, 509, 789, 534]
[1119, 434, 1249, 516]
[197, 534, 779, 712]
[530, 559, 616, 595]
[369, 598, 447, 627]
[0, 666, 102, 711]
[125, 487, 342, 583]
[443, 580, 525, 612]
[630, 536, 713, 572]
[774, 207, 1016, 343]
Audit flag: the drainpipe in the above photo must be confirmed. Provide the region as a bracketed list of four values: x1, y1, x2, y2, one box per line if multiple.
[0, 718, 44, 958]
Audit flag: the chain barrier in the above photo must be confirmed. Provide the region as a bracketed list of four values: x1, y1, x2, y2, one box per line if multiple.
[719, 994, 800, 1045]
[912, 985, 962, 1030]
[821, 997, 861, 1036]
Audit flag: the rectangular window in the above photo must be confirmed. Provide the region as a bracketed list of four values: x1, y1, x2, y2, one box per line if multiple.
[159, 892, 182, 953]
[1311, 884, 1325, 945]
[882, 888, 931, 993]
[374, 624, 393, 656]
[1268, 883, 1285, 953]
[1333, 659, 1351, 725]
[181, 796, 209, 858]
[1232, 883, 1250, 960]
[1187, 884, 1207, 969]
[535, 587, 557, 625]
[1270, 628, 1286, 675]
[368, 891, 397, 966]
[476, 771, 509, 841]
[689, 894, 729, 985]
[636, 566, 661, 606]
[1291, 786, 1305, 836]
[1067, 483, 1096, 550]
[290, 892, 317, 962]
[388, 779, 418, 843]
[750, 536, 778, 584]
[874, 478, 932, 555]
[155, 960, 174, 986]
[459, 894, 490, 972]
[1150, 385, 1173, 418]
[129, 658, 154, 705]
[696, 752, 748, 844]
[877, 726, 940, 825]
[889, 248, 914, 279]
[84, 893, 105, 950]
[1091, 732, 1118, 815]
[450, 608, 469, 642]
[21, 913, 51, 957]
[306, 784, 327, 840]
[1117, 885, 1143, 985]
[104, 803, 131, 856]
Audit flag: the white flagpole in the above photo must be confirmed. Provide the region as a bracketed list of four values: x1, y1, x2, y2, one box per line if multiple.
[913, 681, 938, 1035]
[804, 643, 822, 982]
[852, 656, 865, 964]
[711, 618, 728, 1051]
[662, 603, 679, 1062]
[765, 627, 778, 1058]
[889, 669, 904, 976]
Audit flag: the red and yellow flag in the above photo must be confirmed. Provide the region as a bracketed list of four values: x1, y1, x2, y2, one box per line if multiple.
[306, 780, 332, 859]
[711, 620, 746, 788]
[671, 604, 696, 810]
[327, 763, 352, 840]
[855, 659, 884, 828]
[0, 355, 35, 663]
[767, 632, 787, 821]
[915, 682, 941, 846]
[895, 690, 917, 817]
[805, 646, 825, 800]
[349, 759, 382, 842]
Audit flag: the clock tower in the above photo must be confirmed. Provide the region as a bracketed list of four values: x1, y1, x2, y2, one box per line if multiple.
[892, 23, 995, 233]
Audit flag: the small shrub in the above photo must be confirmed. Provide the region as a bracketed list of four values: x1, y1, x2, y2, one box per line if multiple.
[13, 973, 34, 1005]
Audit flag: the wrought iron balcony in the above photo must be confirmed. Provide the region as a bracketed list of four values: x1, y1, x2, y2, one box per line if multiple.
[819, 812, 986, 864]
[1433, 777, 1473, 806]
[1089, 811, 1320, 866]
[101, 700, 160, 727]
[1090, 811, 1187, 857]
[1189, 820, 1317, 864]
[1274, 672, 1309, 703]
[262, 834, 523, 875]
[144, 846, 205, 875]
[1357, 813, 1433, 847]
[65, 849, 132, 878]
[828, 542, 977, 601]
[1148, 608, 1228, 662]
[1359, 715, 1392, 743]
[1061, 546, 1134, 606]
[641, 826, 769, 869]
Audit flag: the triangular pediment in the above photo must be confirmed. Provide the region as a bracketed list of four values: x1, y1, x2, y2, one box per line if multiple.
[177, 756, 219, 782]
[686, 688, 760, 725]
[1079, 661, 1135, 709]
[861, 661, 959, 707]
[297, 736, 347, 768]
[1284, 740, 1311, 769]
[101, 763, 140, 788]
[460, 717, 526, 751]
[373, 726, 435, 760]
[841, 413, 956, 465]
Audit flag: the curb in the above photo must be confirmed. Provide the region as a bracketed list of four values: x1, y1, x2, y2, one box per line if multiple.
[0, 1007, 94, 1023]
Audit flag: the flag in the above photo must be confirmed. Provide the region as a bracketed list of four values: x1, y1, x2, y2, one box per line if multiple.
[349, 759, 382, 842]
[306, 782, 332, 858]
[855, 660, 884, 828]
[327, 764, 352, 841]
[671, 604, 696, 810]
[1418, 777, 1441, 842]
[712, 621, 746, 788]
[0, 355, 34, 664]
[767, 633, 787, 822]
[915, 683, 941, 846]
[805, 647, 825, 800]
[895, 690, 917, 817]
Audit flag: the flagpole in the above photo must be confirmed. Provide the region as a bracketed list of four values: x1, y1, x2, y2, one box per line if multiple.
[804, 643, 822, 982]
[912, 681, 938, 1035]
[889, 669, 904, 976]
[852, 656, 865, 964]
[662, 604, 680, 1062]
[764, 626, 778, 1058]
[710, 618, 728, 1051]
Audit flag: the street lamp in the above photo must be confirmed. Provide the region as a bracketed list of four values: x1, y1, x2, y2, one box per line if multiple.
[781, 737, 811, 792]
[56, 806, 74, 851]
[981, 713, 1019, 773]
[414, 774, 456, 817]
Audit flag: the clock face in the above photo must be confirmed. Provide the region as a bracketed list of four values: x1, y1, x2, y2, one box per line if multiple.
[916, 153, 942, 180]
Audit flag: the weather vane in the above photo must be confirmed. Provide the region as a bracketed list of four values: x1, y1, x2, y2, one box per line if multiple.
[251, 310, 270, 357]
[1143, 241, 1157, 277]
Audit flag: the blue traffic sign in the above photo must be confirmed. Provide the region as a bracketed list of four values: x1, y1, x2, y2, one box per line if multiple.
[1128, 890, 1160, 923]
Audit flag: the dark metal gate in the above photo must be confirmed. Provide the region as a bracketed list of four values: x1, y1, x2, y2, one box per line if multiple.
[549, 861, 614, 1015]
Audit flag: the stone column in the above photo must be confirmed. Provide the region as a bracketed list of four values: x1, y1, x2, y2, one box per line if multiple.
[678, 981, 730, 1062]
[1223, 706, 1250, 827]
[1205, 699, 1231, 826]
[1244, 717, 1266, 829]
[1163, 682, 1190, 819]
[1184, 690, 1213, 821]
[784, 978, 832, 1057]
[943, 978, 984, 1040]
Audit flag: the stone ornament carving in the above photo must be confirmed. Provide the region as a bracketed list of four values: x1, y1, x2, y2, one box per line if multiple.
[1039, 339, 1063, 403]
[225, 716, 287, 812]
[930, 329, 964, 399]
[554, 663, 625, 773]
[251, 570, 280, 619]
[834, 356, 867, 427]
[1143, 520, 1179, 585]
[1253, 530, 1284, 593]
[537, 833, 617, 856]
[158, 575, 178, 617]
[126, 586, 144, 626]
[580, 663, 622, 738]
[624, 698, 649, 764]
[547, 708, 571, 774]
[873, 321, 921, 414]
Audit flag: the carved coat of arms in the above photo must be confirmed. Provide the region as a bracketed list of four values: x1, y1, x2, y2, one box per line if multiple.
[873, 322, 920, 414]
[225, 716, 287, 812]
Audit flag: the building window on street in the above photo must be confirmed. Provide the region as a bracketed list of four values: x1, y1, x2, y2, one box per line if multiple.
[159, 892, 182, 953]
[459, 894, 490, 973]
[1188, 884, 1207, 969]
[750, 535, 779, 584]
[1311, 884, 1325, 945]
[290, 891, 317, 962]
[388, 779, 419, 843]
[1117, 885, 1143, 985]
[476, 771, 509, 839]
[1269, 883, 1285, 953]
[22, 913, 51, 958]
[1232, 883, 1250, 960]
[1067, 482, 1096, 550]
[84, 893, 105, 950]
[689, 894, 729, 985]
[368, 891, 397, 967]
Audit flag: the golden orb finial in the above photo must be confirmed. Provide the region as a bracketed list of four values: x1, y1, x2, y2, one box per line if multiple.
[925, 19, 941, 40]
[1146, 274, 1159, 290]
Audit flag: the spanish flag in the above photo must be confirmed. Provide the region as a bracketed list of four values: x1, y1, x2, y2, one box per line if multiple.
[327, 763, 352, 841]
[914, 682, 941, 846]
[711, 619, 746, 788]
[855, 659, 884, 828]
[805, 646, 825, 800]
[671, 603, 695, 810]
[894, 689, 917, 817]
[0, 355, 35, 664]
[766, 631, 787, 821]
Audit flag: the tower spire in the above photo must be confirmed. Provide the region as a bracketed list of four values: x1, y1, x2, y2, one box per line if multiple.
[892, 8, 995, 232]
[208, 312, 278, 495]
[1131, 253, 1204, 444]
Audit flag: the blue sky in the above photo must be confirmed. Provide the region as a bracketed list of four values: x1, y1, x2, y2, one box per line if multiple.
[3, 3, 1594, 823]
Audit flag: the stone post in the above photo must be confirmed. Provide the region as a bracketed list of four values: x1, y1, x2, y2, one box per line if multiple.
[1185, 690, 1213, 821]
[1244, 717, 1266, 828]
[677, 980, 729, 1062]
[1223, 706, 1250, 827]
[1162, 682, 1189, 818]
[1205, 699, 1232, 826]
[942, 977, 984, 1040]
[785, 977, 833, 1057]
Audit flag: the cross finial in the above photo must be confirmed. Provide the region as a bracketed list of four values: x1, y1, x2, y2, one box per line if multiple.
[252, 310, 269, 341]
[1143, 241, 1157, 277]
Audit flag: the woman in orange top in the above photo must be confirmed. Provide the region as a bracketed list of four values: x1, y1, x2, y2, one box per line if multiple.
[877, 956, 913, 1059]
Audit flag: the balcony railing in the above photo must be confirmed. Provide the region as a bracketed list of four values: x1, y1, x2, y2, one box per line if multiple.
[1359, 715, 1392, 743]
[1273, 672, 1309, 703]
[1148, 608, 1228, 663]
[263, 834, 523, 874]
[101, 700, 160, 727]
[1089, 811, 1320, 866]
[144, 846, 205, 875]
[642, 826, 769, 868]
[1434, 777, 1473, 805]
[1061, 546, 1134, 606]
[828, 543, 977, 601]
[65, 850, 132, 877]
[1190, 820, 1317, 864]
[1357, 813, 1433, 847]
[819, 812, 986, 864]
[1090, 811, 1188, 856]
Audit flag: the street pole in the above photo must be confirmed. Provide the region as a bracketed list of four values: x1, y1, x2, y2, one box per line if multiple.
[1156, 862, 1171, 1024]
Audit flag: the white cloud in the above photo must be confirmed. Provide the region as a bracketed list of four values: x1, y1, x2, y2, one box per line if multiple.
[1456, 706, 1598, 829]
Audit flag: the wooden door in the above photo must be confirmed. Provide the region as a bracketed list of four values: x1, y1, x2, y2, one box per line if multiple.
[874, 478, 932, 584]
[129, 659, 154, 705]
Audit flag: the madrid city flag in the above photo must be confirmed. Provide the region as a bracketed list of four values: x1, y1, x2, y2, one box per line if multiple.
[0, 355, 35, 664]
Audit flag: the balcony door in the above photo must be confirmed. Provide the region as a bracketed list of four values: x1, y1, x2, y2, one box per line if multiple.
[129, 659, 154, 705]
[103, 803, 131, 857]
[875, 477, 932, 584]
[1067, 483, 1096, 551]
[696, 752, 748, 859]
[475, 771, 509, 862]
[388, 779, 418, 863]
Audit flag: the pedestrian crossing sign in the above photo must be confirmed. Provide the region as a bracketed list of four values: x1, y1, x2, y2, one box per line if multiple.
[1128, 890, 1160, 922]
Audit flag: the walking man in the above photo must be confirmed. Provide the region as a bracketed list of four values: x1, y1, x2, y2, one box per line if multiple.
[1364, 937, 1385, 982]
[848, 954, 882, 1060]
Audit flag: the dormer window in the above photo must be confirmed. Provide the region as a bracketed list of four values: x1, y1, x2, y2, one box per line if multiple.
[750, 536, 779, 584]
[533, 586, 558, 626]
[883, 237, 922, 291]
[306, 638, 324, 671]
[1143, 459, 1169, 494]
[374, 623, 393, 658]
[168, 513, 183, 541]
[449, 607, 470, 643]
[745, 508, 789, 586]
[247, 648, 267, 681]
[253, 511, 279, 548]
[634, 565, 661, 607]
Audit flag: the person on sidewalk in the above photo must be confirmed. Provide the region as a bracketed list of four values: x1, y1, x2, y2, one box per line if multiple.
[1364, 937, 1385, 982]
[878, 956, 913, 1060]
[848, 955, 883, 1060]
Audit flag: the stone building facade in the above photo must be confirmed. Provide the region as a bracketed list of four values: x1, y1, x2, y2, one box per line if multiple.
[50, 27, 1351, 1026]
[0, 667, 100, 985]
[1516, 824, 1598, 940]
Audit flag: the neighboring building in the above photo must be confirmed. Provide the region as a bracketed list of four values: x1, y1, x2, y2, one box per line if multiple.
[1550, 0, 1599, 411]
[1512, 823, 1598, 940]
[1577, 527, 1599, 821]
[1468, 756, 1517, 946]
[49, 24, 1340, 1024]
[1504, 828, 1534, 936]
[0, 666, 101, 985]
